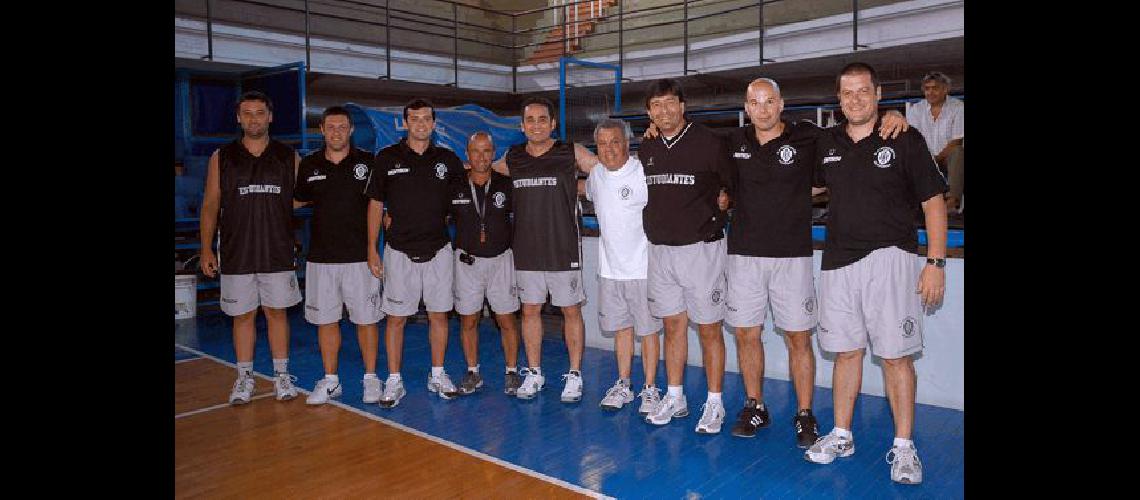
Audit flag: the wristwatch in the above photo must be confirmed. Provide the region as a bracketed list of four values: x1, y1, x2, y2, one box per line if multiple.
[926, 258, 946, 268]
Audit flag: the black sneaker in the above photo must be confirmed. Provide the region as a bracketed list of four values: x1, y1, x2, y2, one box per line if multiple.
[793, 409, 820, 449]
[503, 371, 522, 395]
[460, 371, 483, 395]
[730, 398, 770, 438]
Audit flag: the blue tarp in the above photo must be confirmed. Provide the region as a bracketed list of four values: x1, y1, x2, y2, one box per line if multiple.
[345, 103, 526, 163]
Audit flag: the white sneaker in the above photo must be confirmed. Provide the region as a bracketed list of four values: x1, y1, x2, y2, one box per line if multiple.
[695, 399, 726, 434]
[599, 379, 633, 410]
[306, 378, 342, 405]
[646, 392, 689, 425]
[378, 375, 406, 408]
[274, 372, 299, 401]
[886, 445, 923, 484]
[362, 377, 382, 404]
[515, 368, 545, 400]
[637, 386, 662, 415]
[561, 371, 583, 403]
[804, 431, 856, 464]
[228, 374, 255, 405]
[427, 371, 460, 400]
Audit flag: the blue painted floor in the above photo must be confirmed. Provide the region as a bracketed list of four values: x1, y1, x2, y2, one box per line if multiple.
[175, 308, 964, 499]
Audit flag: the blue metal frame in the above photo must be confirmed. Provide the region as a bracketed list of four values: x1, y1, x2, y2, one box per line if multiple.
[557, 57, 622, 142]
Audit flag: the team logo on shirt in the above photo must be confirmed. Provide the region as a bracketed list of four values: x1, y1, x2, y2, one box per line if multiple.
[733, 144, 751, 159]
[803, 297, 816, 314]
[901, 316, 918, 338]
[620, 185, 632, 200]
[307, 169, 326, 182]
[873, 147, 896, 168]
[492, 191, 506, 208]
[353, 164, 369, 180]
[822, 148, 842, 165]
[711, 288, 723, 305]
[389, 163, 409, 175]
[435, 163, 448, 179]
[777, 145, 797, 165]
[645, 157, 654, 167]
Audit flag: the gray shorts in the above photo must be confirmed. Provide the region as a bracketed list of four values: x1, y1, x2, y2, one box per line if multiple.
[516, 269, 586, 307]
[598, 277, 663, 337]
[647, 239, 726, 324]
[454, 249, 520, 315]
[304, 261, 385, 325]
[725, 255, 818, 332]
[382, 244, 454, 317]
[219, 271, 302, 316]
[818, 246, 924, 359]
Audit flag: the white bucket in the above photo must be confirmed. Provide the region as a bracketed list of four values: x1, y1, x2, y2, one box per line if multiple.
[175, 274, 197, 319]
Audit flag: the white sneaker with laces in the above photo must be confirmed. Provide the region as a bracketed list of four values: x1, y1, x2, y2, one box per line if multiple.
[599, 379, 633, 410]
[229, 374, 255, 405]
[561, 372, 583, 403]
[306, 378, 342, 405]
[886, 445, 923, 484]
[646, 393, 689, 425]
[427, 371, 460, 400]
[274, 372, 298, 401]
[379, 375, 406, 408]
[362, 377, 382, 404]
[695, 399, 726, 434]
[515, 368, 545, 400]
[637, 386, 662, 415]
[804, 431, 856, 464]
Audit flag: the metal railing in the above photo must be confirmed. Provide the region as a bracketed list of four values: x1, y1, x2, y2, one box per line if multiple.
[180, 0, 912, 90]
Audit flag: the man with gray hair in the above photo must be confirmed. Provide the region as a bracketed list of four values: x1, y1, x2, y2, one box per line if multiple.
[450, 131, 523, 395]
[578, 118, 663, 414]
[907, 71, 964, 212]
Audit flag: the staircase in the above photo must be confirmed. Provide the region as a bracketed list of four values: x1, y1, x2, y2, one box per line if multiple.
[525, 0, 618, 65]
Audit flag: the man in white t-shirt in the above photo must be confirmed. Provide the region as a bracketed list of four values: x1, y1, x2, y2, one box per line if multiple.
[579, 118, 664, 414]
[907, 71, 964, 211]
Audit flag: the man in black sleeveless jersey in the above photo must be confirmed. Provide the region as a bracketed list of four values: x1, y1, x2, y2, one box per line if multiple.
[450, 132, 522, 396]
[366, 99, 466, 408]
[802, 63, 947, 486]
[293, 106, 385, 406]
[200, 91, 303, 405]
[491, 97, 598, 403]
[722, 78, 909, 445]
[637, 79, 735, 434]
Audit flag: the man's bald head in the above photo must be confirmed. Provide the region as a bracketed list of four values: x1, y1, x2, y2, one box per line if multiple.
[744, 77, 785, 134]
[467, 131, 496, 174]
[747, 77, 781, 98]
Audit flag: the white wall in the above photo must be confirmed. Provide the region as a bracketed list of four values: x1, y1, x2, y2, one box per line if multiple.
[579, 236, 965, 410]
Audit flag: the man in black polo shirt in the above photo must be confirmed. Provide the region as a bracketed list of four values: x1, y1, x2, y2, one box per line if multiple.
[451, 131, 522, 396]
[200, 91, 303, 405]
[722, 78, 908, 445]
[294, 106, 384, 405]
[803, 63, 947, 486]
[366, 98, 466, 408]
[638, 79, 735, 434]
[491, 97, 598, 403]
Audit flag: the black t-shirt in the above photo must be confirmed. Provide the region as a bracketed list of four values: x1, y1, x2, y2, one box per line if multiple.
[294, 147, 374, 263]
[451, 172, 512, 258]
[815, 119, 947, 270]
[725, 121, 821, 258]
[217, 139, 297, 274]
[366, 139, 465, 261]
[506, 141, 581, 271]
[638, 122, 735, 246]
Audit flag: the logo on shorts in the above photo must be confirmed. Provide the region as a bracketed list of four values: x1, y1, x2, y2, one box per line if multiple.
[873, 147, 896, 168]
[819, 325, 829, 334]
[222, 297, 237, 304]
[386, 298, 404, 305]
[620, 185, 632, 200]
[306, 305, 320, 311]
[493, 191, 506, 208]
[368, 291, 379, 307]
[289, 278, 297, 290]
[711, 289, 723, 305]
[901, 316, 917, 338]
[803, 297, 816, 314]
[511, 285, 521, 297]
[647, 296, 655, 303]
[726, 304, 738, 313]
[354, 164, 369, 180]
[570, 277, 579, 291]
[777, 145, 797, 165]
[435, 163, 448, 179]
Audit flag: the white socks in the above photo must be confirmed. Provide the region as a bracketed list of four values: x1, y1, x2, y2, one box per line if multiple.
[667, 385, 683, 398]
[707, 392, 722, 404]
[893, 437, 915, 449]
[272, 358, 288, 374]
